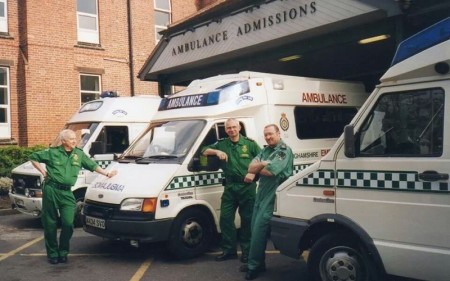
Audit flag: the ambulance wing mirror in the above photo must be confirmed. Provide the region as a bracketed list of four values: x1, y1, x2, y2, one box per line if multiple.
[189, 155, 221, 172]
[344, 125, 355, 158]
[89, 141, 105, 157]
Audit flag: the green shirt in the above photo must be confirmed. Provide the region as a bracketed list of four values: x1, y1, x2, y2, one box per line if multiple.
[202, 134, 261, 180]
[255, 139, 293, 198]
[30, 146, 99, 186]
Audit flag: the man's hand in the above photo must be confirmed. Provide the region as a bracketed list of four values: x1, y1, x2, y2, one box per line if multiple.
[106, 170, 118, 178]
[216, 151, 228, 162]
[244, 173, 256, 183]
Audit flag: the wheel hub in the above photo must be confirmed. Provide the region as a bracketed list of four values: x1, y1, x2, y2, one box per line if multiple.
[182, 220, 203, 246]
[322, 247, 362, 281]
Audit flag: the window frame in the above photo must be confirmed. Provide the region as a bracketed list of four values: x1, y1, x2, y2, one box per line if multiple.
[0, 66, 11, 138]
[0, 0, 8, 33]
[154, 0, 171, 43]
[77, 0, 99, 44]
[80, 74, 101, 104]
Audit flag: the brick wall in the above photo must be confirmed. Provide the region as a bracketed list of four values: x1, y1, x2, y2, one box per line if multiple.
[0, 0, 215, 147]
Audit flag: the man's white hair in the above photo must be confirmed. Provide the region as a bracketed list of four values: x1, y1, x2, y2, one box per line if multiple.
[59, 129, 76, 142]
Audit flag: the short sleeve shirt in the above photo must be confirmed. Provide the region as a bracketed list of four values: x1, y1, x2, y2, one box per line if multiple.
[256, 139, 294, 196]
[30, 146, 99, 186]
[202, 134, 261, 179]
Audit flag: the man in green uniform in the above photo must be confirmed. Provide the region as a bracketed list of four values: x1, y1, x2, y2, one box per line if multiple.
[242, 124, 293, 280]
[202, 118, 261, 263]
[30, 129, 117, 264]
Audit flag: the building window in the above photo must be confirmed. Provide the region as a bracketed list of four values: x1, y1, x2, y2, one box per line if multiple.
[154, 0, 171, 43]
[0, 0, 8, 33]
[80, 74, 101, 103]
[0, 67, 10, 138]
[77, 0, 99, 44]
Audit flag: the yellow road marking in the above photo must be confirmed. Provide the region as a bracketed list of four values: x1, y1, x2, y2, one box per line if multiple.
[0, 236, 44, 262]
[130, 257, 153, 281]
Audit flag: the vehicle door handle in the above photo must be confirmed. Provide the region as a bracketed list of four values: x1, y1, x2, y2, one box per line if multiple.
[418, 170, 449, 182]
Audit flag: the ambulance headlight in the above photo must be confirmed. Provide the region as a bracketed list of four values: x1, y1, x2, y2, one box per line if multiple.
[120, 198, 157, 213]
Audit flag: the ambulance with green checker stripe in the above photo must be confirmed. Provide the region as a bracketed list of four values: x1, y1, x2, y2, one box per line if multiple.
[9, 95, 160, 226]
[270, 17, 450, 281]
[82, 71, 368, 259]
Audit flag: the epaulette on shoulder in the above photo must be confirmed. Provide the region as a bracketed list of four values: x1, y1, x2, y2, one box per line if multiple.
[243, 136, 256, 142]
[217, 138, 227, 142]
[280, 143, 287, 149]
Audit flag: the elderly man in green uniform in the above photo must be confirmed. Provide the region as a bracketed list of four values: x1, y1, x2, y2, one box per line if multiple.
[202, 118, 261, 263]
[241, 124, 293, 280]
[30, 129, 117, 264]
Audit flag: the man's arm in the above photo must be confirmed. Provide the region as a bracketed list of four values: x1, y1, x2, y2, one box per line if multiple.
[30, 160, 48, 179]
[203, 148, 228, 162]
[248, 159, 273, 176]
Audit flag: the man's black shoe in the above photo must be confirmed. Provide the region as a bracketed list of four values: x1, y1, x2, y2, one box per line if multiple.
[239, 264, 266, 273]
[245, 270, 259, 280]
[215, 252, 238, 261]
[240, 254, 248, 263]
[58, 256, 68, 263]
[47, 257, 59, 265]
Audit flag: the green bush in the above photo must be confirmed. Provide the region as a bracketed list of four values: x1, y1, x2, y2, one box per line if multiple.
[0, 145, 46, 177]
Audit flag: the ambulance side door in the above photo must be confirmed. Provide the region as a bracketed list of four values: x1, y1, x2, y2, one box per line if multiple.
[335, 84, 450, 280]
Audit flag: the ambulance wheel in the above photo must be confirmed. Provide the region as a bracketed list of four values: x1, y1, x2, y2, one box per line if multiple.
[308, 232, 377, 281]
[73, 190, 85, 228]
[167, 208, 214, 259]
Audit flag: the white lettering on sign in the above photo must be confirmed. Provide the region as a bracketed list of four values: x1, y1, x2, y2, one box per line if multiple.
[172, 31, 229, 56]
[167, 95, 204, 109]
[302, 93, 348, 104]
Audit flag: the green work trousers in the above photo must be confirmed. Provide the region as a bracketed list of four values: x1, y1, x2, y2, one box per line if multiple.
[41, 183, 76, 259]
[219, 182, 256, 257]
[247, 188, 276, 271]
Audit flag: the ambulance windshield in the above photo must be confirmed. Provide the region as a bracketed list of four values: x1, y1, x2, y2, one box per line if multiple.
[50, 122, 99, 149]
[121, 120, 206, 161]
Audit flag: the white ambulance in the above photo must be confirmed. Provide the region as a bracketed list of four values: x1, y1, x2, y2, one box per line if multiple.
[82, 71, 369, 259]
[270, 18, 450, 281]
[9, 95, 161, 226]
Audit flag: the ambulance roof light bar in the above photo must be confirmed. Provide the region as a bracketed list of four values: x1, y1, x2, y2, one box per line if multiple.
[391, 17, 450, 66]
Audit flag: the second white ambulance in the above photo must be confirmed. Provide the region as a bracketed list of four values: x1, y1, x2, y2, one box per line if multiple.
[82, 71, 368, 258]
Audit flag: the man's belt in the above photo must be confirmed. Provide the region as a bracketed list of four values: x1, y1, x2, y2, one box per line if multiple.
[224, 175, 245, 184]
[47, 180, 72, 191]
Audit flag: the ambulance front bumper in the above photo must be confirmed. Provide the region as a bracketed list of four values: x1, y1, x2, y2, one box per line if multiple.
[8, 193, 42, 217]
[270, 216, 309, 259]
[82, 200, 174, 242]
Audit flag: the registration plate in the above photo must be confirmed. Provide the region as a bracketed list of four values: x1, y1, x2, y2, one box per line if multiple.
[85, 216, 106, 229]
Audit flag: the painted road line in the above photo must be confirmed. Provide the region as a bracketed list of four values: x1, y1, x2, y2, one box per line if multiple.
[130, 257, 153, 281]
[0, 236, 44, 262]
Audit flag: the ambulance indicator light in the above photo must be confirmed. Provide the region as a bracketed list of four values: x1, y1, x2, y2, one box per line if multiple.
[79, 100, 103, 112]
[207, 91, 220, 105]
[391, 17, 450, 66]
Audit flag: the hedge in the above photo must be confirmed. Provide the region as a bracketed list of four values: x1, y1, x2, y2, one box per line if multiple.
[0, 145, 46, 177]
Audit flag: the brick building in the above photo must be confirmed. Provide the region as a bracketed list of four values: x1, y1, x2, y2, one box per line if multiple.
[0, 0, 217, 147]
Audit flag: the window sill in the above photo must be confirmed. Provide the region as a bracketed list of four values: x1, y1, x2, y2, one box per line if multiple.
[0, 138, 18, 146]
[0, 32, 13, 39]
[75, 42, 104, 51]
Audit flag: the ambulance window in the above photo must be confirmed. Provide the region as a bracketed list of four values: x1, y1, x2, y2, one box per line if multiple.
[96, 126, 130, 154]
[294, 107, 357, 139]
[358, 88, 444, 157]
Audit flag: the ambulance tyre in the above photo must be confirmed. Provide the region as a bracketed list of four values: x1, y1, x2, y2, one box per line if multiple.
[308, 231, 378, 281]
[73, 189, 86, 228]
[167, 208, 214, 259]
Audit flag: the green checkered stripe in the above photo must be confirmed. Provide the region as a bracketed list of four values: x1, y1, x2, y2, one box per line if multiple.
[294, 164, 311, 173]
[165, 172, 223, 190]
[297, 170, 335, 187]
[96, 160, 112, 169]
[297, 169, 449, 192]
[337, 170, 448, 192]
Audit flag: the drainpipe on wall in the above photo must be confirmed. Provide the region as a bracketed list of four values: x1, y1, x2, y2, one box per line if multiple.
[127, 0, 135, 96]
